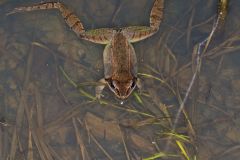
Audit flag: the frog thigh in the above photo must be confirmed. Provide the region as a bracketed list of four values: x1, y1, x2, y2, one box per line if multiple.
[81, 28, 115, 44]
[129, 43, 138, 77]
[103, 44, 113, 79]
[122, 26, 156, 43]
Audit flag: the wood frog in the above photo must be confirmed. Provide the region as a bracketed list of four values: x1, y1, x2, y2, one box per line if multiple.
[9, 0, 164, 99]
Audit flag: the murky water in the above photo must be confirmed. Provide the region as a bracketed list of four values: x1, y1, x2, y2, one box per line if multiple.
[0, 0, 240, 160]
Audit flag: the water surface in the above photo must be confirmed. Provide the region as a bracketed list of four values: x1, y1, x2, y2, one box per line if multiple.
[0, 0, 240, 159]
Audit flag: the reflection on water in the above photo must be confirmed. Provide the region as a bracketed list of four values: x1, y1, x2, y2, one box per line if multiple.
[0, 0, 240, 159]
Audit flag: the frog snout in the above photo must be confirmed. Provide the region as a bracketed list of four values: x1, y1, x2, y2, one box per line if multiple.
[117, 88, 130, 99]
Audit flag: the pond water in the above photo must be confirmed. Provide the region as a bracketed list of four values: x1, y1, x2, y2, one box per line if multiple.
[0, 0, 240, 160]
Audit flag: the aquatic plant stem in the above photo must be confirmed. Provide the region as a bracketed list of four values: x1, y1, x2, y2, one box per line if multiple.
[164, 5, 225, 153]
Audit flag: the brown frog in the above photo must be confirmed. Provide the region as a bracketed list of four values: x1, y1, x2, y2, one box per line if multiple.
[9, 0, 164, 99]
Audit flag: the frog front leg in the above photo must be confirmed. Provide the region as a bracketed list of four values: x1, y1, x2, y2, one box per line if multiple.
[8, 2, 114, 44]
[123, 0, 164, 42]
[95, 78, 108, 99]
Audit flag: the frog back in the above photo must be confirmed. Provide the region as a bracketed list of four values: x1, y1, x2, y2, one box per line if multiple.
[103, 32, 137, 80]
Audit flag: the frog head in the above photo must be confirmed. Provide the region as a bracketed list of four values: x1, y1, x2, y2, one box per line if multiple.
[107, 78, 137, 99]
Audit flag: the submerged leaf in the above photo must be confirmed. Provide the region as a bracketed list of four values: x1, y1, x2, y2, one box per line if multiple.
[143, 152, 179, 160]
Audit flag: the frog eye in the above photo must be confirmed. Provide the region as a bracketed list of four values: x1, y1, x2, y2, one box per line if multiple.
[109, 80, 115, 89]
[130, 79, 136, 89]
[109, 80, 119, 91]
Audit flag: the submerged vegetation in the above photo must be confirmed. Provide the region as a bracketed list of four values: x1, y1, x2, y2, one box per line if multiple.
[1, 0, 240, 160]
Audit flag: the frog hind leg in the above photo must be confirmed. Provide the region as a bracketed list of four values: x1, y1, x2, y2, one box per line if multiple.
[8, 2, 114, 44]
[123, 0, 164, 43]
[150, 0, 164, 30]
